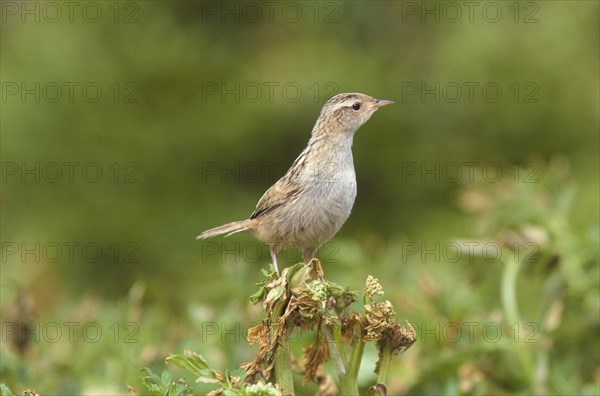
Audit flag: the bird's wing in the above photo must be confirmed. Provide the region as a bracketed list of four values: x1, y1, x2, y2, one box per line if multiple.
[250, 177, 302, 220]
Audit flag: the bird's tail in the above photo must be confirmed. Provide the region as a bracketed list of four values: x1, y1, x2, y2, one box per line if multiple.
[196, 219, 253, 240]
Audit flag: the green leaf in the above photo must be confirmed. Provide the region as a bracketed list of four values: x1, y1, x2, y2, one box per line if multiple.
[166, 352, 220, 384]
[0, 384, 15, 396]
[284, 262, 306, 283]
[249, 285, 266, 304]
[261, 265, 274, 277]
[160, 370, 172, 387]
[139, 368, 193, 396]
[140, 368, 168, 394]
[264, 286, 284, 305]
[166, 352, 209, 375]
[251, 265, 279, 304]
[228, 367, 246, 380]
[166, 378, 192, 396]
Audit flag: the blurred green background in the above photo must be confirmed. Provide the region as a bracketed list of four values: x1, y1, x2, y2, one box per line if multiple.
[1, 1, 598, 394]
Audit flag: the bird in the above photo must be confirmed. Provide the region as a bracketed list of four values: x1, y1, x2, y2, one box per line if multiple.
[197, 92, 393, 274]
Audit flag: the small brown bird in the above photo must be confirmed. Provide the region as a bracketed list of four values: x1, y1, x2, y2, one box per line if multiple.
[197, 92, 393, 274]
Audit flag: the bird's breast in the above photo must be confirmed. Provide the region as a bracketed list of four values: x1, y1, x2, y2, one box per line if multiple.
[290, 152, 357, 245]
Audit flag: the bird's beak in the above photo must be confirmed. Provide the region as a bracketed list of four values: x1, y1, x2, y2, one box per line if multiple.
[374, 99, 394, 107]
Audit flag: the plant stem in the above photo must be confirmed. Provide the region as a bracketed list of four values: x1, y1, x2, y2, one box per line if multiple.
[323, 324, 348, 377]
[274, 334, 293, 395]
[502, 253, 535, 388]
[272, 298, 294, 395]
[376, 342, 393, 385]
[324, 320, 359, 395]
[501, 255, 521, 324]
[340, 334, 365, 394]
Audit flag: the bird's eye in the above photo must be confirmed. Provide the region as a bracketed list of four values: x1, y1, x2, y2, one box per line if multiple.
[352, 103, 361, 111]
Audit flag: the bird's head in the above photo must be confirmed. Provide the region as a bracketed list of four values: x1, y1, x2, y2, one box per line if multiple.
[314, 92, 394, 137]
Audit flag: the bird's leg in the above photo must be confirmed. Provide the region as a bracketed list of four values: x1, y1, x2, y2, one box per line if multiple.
[302, 248, 315, 264]
[270, 247, 280, 276]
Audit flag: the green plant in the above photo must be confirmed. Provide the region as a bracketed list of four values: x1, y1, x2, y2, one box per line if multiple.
[131, 261, 415, 395]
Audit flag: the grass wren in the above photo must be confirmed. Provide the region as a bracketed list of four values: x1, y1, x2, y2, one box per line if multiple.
[197, 92, 393, 274]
